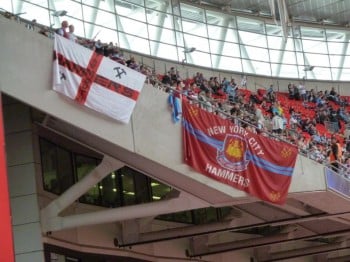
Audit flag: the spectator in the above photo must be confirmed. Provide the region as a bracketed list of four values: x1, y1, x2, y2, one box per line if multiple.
[272, 111, 284, 135]
[254, 103, 265, 131]
[67, 24, 77, 42]
[328, 136, 342, 171]
[56, 20, 69, 38]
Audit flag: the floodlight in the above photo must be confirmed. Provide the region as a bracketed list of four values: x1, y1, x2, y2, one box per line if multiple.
[52, 10, 67, 17]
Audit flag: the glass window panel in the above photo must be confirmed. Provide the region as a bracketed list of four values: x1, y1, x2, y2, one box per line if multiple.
[237, 17, 264, 34]
[157, 211, 193, 224]
[224, 28, 239, 43]
[180, 3, 205, 23]
[40, 139, 59, 194]
[118, 16, 148, 38]
[266, 24, 282, 36]
[115, 0, 146, 22]
[302, 39, 328, 54]
[239, 30, 267, 48]
[125, 34, 150, 55]
[182, 19, 207, 37]
[76, 155, 100, 205]
[326, 29, 347, 42]
[162, 13, 176, 30]
[171, 14, 182, 31]
[25, 0, 48, 8]
[85, 23, 119, 44]
[191, 51, 212, 68]
[120, 168, 136, 206]
[214, 55, 242, 72]
[206, 10, 234, 27]
[244, 46, 269, 62]
[267, 35, 283, 50]
[150, 41, 178, 60]
[145, 0, 171, 13]
[183, 33, 209, 53]
[328, 42, 347, 55]
[146, 9, 168, 27]
[270, 50, 297, 64]
[193, 208, 218, 224]
[208, 25, 225, 40]
[295, 52, 305, 65]
[14, 2, 50, 26]
[148, 25, 175, 45]
[94, 9, 117, 30]
[66, 17, 85, 39]
[150, 179, 171, 201]
[271, 64, 299, 78]
[52, 0, 83, 21]
[345, 46, 350, 55]
[209, 40, 240, 57]
[331, 69, 342, 81]
[222, 42, 240, 57]
[338, 69, 350, 81]
[172, 2, 180, 16]
[134, 172, 150, 204]
[269, 50, 283, 63]
[300, 27, 325, 40]
[175, 30, 184, 46]
[342, 56, 350, 67]
[83, 0, 114, 12]
[242, 59, 271, 75]
[127, 0, 145, 6]
[312, 67, 332, 80]
[82, 4, 97, 24]
[205, 10, 222, 26]
[219, 207, 233, 220]
[329, 55, 343, 68]
[293, 38, 303, 52]
[285, 38, 296, 51]
[304, 53, 330, 67]
[101, 172, 120, 207]
[0, 0, 12, 12]
[56, 147, 74, 193]
[76, 155, 97, 180]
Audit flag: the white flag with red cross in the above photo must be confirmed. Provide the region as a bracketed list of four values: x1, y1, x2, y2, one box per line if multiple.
[53, 35, 146, 124]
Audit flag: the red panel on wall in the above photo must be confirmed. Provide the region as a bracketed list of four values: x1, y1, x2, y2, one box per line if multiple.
[0, 95, 14, 262]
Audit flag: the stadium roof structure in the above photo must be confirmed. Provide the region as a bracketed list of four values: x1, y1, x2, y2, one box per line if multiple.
[190, 0, 350, 26]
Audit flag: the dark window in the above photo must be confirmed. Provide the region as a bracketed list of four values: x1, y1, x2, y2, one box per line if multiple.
[39, 138, 232, 226]
[75, 155, 100, 205]
[40, 139, 73, 195]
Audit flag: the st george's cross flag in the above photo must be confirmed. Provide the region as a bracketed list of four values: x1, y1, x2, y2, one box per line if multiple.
[53, 35, 146, 123]
[182, 101, 298, 204]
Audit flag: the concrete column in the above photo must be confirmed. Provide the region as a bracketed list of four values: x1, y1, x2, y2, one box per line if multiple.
[4, 97, 44, 262]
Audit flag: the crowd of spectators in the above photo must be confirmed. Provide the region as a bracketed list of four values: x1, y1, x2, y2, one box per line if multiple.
[166, 70, 350, 178]
[4, 10, 350, 178]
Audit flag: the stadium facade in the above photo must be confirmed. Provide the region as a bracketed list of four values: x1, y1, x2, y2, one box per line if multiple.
[2, 1, 350, 261]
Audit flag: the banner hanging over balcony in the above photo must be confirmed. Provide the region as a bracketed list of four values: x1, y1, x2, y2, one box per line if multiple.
[53, 35, 146, 124]
[182, 102, 298, 204]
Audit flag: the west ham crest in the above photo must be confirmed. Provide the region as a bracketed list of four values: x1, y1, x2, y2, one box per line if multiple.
[217, 134, 250, 172]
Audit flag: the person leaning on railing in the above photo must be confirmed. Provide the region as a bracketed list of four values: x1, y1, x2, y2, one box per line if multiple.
[328, 136, 343, 171]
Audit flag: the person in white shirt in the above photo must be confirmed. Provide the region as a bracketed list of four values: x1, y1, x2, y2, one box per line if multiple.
[272, 112, 284, 135]
[67, 24, 77, 42]
[298, 81, 307, 101]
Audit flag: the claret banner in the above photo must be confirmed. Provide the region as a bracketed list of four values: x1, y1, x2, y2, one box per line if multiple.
[182, 102, 298, 204]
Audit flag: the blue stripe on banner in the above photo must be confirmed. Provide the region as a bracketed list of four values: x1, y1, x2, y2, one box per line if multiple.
[183, 119, 294, 177]
[246, 152, 294, 177]
[183, 119, 223, 149]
